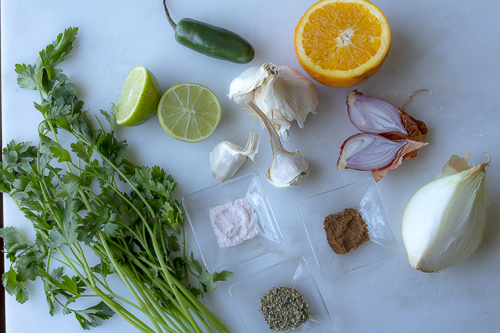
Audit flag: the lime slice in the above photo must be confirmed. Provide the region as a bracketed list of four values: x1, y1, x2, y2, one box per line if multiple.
[116, 66, 161, 126]
[158, 83, 222, 142]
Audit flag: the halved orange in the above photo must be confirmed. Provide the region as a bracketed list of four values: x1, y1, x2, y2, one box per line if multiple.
[295, 0, 391, 88]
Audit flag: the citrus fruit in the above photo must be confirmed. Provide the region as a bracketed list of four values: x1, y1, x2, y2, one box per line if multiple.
[116, 66, 161, 126]
[158, 83, 222, 143]
[295, 0, 391, 88]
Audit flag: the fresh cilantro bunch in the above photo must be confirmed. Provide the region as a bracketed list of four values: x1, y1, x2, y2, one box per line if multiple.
[0, 27, 232, 332]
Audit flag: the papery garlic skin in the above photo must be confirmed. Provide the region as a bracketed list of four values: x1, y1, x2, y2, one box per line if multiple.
[210, 133, 259, 182]
[402, 154, 490, 273]
[229, 63, 318, 139]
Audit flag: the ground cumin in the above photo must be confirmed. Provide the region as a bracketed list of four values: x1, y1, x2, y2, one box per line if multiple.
[323, 208, 370, 255]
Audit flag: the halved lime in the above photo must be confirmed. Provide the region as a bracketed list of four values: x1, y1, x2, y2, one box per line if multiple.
[158, 83, 222, 142]
[116, 66, 161, 126]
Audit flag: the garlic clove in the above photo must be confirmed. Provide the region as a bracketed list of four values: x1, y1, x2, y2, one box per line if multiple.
[229, 63, 318, 139]
[402, 153, 490, 273]
[337, 133, 428, 182]
[210, 132, 260, 182]
[266, 149, 310, 188]
[247, 101, 310, 188]
[347, 90, 407, 136]
[255, 65, 318, 128]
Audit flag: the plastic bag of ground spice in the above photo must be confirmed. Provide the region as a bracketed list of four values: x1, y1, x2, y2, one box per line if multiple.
[323, 207, 370, 255]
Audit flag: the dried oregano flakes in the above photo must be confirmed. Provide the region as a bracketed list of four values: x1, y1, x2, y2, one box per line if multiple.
[259, 285, 311, 332]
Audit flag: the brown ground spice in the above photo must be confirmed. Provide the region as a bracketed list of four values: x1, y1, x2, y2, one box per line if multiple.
[323, 208, 370, 255]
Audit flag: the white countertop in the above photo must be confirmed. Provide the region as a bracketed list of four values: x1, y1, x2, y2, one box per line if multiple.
[2, 0, 500, 332]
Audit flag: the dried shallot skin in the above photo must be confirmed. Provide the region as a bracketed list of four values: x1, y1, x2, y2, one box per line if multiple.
[338, 90, 429, 181]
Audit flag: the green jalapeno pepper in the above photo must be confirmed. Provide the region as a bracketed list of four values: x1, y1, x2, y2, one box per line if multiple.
[163, 0, 255, 64]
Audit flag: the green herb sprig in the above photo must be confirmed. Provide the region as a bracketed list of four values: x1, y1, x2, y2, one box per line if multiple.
[0, 27, 232, 332]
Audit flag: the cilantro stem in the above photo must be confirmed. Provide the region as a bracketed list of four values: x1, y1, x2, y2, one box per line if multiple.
[122, 272, 178, 333]
[56, 247, 155, 333]
[98, 232, 165, 333]
[150, 225, 203, 333]
[123, 265, 186, 333]
[75, 131, 156, 218]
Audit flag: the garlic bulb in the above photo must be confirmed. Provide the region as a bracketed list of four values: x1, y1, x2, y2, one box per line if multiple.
[247, 102, 310, 188]
[210, 133, 260, 182]
[402, 153, 491, 273]
[229, 63, 319, 139]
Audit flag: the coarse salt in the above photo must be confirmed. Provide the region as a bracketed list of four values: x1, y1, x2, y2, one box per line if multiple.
[209, 198, 258, 248]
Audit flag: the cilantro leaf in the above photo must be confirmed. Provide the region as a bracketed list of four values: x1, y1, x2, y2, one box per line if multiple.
[90, 263, 111, 279]
[49, 145, 72, 163]
[47, 229, 67, 248]
[39, 27, 79, 68]
[186, 252, 203, 276]
[71, 141, 92, 162]
[71, 301, 114, 329]
[103, 222, 119, 238]
[200, 270, 234, 292]
[15, 64, 38, 90]
[61, 275, 82, 296]
[2, 268, 29, 304]
[0, 227, 26, 252]
[55, 174, 81, 199]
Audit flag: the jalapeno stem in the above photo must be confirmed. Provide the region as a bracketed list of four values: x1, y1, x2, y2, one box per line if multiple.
[163, 0, 177, 30]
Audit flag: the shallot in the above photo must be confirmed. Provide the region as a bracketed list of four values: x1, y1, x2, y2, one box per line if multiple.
[337, 90, 429, 181]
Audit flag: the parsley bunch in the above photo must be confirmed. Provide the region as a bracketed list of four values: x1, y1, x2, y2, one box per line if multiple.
[0, 27, 232, 333]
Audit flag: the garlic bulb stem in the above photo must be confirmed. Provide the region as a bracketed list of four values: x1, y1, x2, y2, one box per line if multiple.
[248, 101, 283, 156]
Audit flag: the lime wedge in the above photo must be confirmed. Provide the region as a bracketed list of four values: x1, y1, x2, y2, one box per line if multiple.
[158, 83, 222, 143]
[116, 66, 161, 126]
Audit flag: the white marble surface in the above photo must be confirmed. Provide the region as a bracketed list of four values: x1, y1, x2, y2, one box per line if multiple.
[1, 0, 500, 332]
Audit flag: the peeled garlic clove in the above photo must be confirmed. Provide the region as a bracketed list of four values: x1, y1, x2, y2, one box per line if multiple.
[247, 101, 310, 188]
[229, 63, 318, 139]
[347, 90, 407, 136]
[210, 133, 260, 182]
[337, 133, 428, 182]
[402, 153, 490, 273]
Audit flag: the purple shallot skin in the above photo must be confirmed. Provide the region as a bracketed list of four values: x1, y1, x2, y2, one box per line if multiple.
[337, 133, 406, 171]
[347, 90, 407, 136]
[337, 90, 430, 181]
